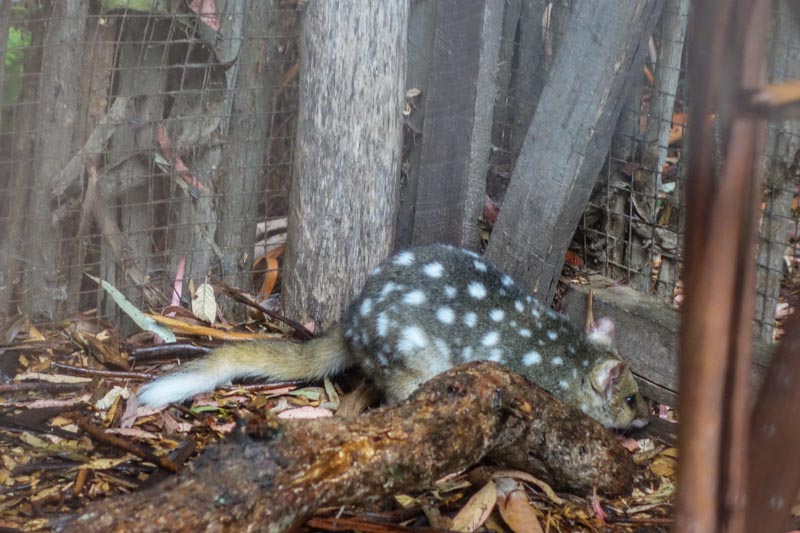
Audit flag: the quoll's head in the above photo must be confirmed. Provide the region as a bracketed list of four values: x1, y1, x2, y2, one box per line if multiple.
[580, 318, 650, 431]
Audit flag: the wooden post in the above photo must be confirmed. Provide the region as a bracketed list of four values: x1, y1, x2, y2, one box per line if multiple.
[408, 0, 503, 249]
[674, 1, 770, 532]
[284, 1, 408, 328]
[484, 0, 664, 304]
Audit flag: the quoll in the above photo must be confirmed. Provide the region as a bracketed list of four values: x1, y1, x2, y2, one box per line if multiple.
[138, 245, 650, 430]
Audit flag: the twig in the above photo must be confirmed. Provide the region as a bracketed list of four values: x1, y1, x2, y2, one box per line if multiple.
[50, 96, 130, 199]
[50, 362, 152, 381]
[274, 63, 299, 100]
[0, 382, 88, 393]
[212, 278, 315, 339]
[306, 517, 448, 533]
[75, 416, 179, 473]
[129, 342, 212, 362]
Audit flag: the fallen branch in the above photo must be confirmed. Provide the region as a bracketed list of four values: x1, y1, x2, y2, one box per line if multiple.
[57, 362, 634, 532]
[49, 96, 130, 199]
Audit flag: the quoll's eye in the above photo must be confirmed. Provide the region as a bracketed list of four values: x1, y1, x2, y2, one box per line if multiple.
[625, 395, 636, 408]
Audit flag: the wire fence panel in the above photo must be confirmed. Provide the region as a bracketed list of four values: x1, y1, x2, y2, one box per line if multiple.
[0, 1, 298, 328]
[2, 0, 799, 344]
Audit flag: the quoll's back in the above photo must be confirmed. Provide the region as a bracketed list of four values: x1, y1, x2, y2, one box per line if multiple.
[343, 245, 649, 429]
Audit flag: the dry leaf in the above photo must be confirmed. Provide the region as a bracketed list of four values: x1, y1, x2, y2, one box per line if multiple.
[451, 481, 498, 532]
[490, 470, 563, 505]
[650, 448, 678, 477]
[277, 406, 333, 419]
[495, 477, 544, 533]
[105, 428, 162, 441]
[192, 283, 217, 325]
[14, 372, 91, 384]
[95, 386, 130, 411]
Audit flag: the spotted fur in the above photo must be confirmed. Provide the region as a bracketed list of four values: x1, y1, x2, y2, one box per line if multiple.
[138, 245, 649, 430]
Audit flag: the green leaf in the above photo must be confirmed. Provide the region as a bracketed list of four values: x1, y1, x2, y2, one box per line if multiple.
[87, 274, 176, 343]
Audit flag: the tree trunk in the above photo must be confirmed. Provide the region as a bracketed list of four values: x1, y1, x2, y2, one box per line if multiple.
[485, 0, 664, 304]
[284, 1, 407, 328]
[25, 0, 89, 319]
[0, 5, 45, 314]
[214, 0, 281, 313]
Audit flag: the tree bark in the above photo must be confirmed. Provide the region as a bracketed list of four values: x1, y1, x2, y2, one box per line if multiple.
[485, 0, 664, 304]
[409, 0, 503, 249]
[284, 1, 407, 328]
[58, 362, 634, 533]
[25, 0, 89, 319]
[214, 0, 280, 308]
[754, 0, 800, 342]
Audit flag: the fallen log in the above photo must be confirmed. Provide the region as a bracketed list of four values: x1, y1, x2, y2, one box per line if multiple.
[56, 362, 634, 532]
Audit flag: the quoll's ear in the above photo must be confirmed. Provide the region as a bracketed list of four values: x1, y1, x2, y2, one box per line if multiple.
[586, 317, 616, 349]
[591, 360, 628, 399]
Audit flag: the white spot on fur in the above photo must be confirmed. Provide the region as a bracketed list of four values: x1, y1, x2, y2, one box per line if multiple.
[377, 353, 389, 366]
[531, 307, 541, 318]
[551, 356, 563, 366]
[436, 307, 455, 324]
[397, 326, 429, 354]
[433, 338, 451, 359]
[546, 309, 558, 319]
[379, 282, 400, 300]
[467, 281, 487, 300]
[488, 348, 503, 362]
[509, 320, 518, 328]
[370, 266, 382, 276]
[558, 379, 569, 390]
[499, 289, 507, 296]
[580, 403, 588, 413]
[501, 275, 513, 287]
[376, 313, 389, 337]
[489, 309, 504, 322]
[473, 260, 487, 272]
[481, 331, 500, 347]
[522, 351, 542, 365]
[547, 330, 558, 341]
[444, 285, 457, 298]
[394, 251, 415, 266]
[514, 300, 524, 312]
[462, 346, 474, 360]
[463, 312, 478, 328]
[582, 359, 590, 367]
[403, 290, 427, 306]
[423, 261, 444, 278]
[518, 328, 531, 337]
[572, 368, 578, 379]
[360, 298, 372, 317]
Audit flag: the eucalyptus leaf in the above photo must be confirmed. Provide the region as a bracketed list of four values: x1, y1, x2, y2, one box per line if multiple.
[87, 274, 176, 343]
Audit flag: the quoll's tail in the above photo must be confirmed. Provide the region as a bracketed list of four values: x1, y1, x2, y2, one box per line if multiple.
[137, 328, 352, 408]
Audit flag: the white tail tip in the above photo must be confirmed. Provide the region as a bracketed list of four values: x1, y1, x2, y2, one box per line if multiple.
[137, 372, 222, 408]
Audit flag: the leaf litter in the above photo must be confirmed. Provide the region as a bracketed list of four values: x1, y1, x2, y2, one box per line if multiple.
[1, 297, 678, 533]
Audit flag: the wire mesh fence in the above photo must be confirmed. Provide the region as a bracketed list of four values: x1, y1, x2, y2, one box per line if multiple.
[1, 0, 799, 344]
[0, 1, 299, 328]
[488, 0, 800, 343]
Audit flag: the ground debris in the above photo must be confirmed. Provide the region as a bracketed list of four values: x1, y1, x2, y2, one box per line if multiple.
[0, 320, 675, 532]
